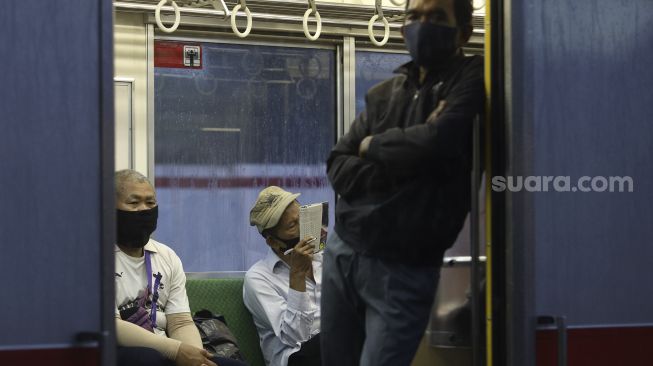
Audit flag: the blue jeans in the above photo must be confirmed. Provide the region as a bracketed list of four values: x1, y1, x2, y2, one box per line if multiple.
[320, 231, 440, 366]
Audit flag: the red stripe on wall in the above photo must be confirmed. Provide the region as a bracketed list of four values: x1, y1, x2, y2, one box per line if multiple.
[155, 176, 329, 189]
[0, 347, 99, 366]
[537, 326, 653, 366]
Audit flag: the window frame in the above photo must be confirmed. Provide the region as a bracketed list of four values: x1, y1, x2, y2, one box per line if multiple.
[149, 33, 341, 273]
[144, 30, 438, 273]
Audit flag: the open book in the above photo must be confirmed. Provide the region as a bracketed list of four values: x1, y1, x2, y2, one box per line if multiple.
[299, 202, 328, 253]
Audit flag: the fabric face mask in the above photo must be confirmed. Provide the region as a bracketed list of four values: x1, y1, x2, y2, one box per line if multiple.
[403, 22, 458, 68]
[116, 206, 158, 249]
[274, 236, 300, 252]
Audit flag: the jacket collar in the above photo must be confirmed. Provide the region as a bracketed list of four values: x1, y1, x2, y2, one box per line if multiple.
[395, 50, 466, 85]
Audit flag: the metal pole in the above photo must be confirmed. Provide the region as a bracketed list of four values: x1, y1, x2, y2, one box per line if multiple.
[556, 316, 567, 366]
[471, 115, 482, 366]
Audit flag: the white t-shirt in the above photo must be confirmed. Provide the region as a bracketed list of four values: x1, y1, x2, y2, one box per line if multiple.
[115, 239, 190, 336]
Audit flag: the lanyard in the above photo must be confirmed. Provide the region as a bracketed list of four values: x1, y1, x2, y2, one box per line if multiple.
[144, 250, 162, 329]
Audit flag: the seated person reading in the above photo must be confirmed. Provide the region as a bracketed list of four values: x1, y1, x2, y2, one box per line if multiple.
[244, 186, 322, 366]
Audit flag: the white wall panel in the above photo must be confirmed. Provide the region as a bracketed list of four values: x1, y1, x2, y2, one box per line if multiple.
[115, 13, 151, 176]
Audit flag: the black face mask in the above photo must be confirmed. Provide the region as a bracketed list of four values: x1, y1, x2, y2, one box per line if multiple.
[403, 22, 458, 68]
[116, 206, 158, 249]
[273, 236, 300, 252]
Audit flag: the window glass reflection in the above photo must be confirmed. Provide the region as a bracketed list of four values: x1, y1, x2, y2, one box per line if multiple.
[154, 42, 336, 272]
[355, 51, 411, 116]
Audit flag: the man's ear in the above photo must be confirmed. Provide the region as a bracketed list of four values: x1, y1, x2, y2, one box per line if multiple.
[265, 235, 275, 248]
[266, 235, 282, 253]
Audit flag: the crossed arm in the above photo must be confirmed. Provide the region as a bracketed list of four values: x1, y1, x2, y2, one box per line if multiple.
[327, 62, 484, 199]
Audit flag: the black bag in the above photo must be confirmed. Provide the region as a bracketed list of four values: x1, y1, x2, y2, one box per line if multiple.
[192, 309, 246, 361]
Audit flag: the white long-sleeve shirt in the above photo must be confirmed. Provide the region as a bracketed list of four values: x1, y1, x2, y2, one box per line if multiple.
[243, 250, 322, 366]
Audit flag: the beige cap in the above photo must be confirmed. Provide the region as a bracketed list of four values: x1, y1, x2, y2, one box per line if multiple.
[249, 186, 300, 235]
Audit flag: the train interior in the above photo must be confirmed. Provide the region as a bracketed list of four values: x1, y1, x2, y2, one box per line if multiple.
[1, 0, 653, 365]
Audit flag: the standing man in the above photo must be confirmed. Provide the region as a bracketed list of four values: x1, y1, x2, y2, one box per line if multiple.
[244, 186, 322, 366]
[321, 0, 484, 365]
[115, 169, 247, 366]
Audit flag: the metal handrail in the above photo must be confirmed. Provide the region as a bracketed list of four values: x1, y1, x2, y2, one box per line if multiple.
[156, 0, 233, 33]
[471, 114, 482, 366]
[188, 0, 230, 19]
[114, 1, 411, 31]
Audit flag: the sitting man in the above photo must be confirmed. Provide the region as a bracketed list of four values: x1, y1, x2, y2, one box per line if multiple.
[115, 169, 247, 366]
[244, 186, 322, 366]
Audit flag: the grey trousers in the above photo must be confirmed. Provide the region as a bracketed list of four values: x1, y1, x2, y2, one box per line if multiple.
[320, 231, 440, 366]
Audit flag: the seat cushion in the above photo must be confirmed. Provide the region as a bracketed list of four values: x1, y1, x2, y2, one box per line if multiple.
[186, 278, 265, 366]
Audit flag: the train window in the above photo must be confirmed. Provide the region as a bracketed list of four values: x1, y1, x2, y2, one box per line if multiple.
[153, 41, 336, 272]
[355, 51, 411, 116]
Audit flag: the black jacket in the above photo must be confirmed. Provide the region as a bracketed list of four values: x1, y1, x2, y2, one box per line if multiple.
[327, 54, 484, 266]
